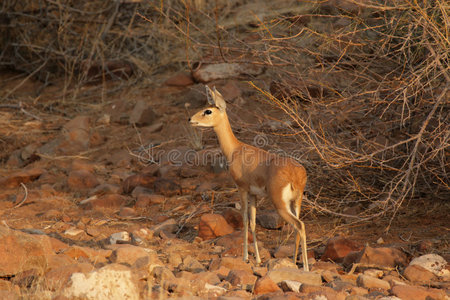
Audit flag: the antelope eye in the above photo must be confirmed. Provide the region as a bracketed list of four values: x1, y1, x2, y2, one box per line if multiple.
[204, 109, 212, 115]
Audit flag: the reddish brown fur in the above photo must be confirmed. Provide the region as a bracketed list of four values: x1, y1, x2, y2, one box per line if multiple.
[189, 86, 309, 270]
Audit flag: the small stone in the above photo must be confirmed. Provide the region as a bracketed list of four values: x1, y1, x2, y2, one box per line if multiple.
[204, 283, 227, 297]
[266, 258, 298, 271]
[253, 275, 282, 295]
[256, 211, 284, 229]
[45, 262, 93, 291]
[280, 280, 301, 292]
[409, 254, 448, 277]
[135, 194, 165, 208]
[273, 244, 295, 259]
[266, 268, 322, 286]
[363, 269, 384, 278]
[403, 264, 437, 283]
[356, 274, 390, 290]
[80, 194, 128, 210]
[151, 266, 175, 282]
[90, 183, 121, 196]
[321, 236, 362, 263]
[67, 170, 100, 190]
[63, 264, 139, 300]
[252, 266, 268, 277]
[109, 232, 131, 244]
[225, 269, 257, 287]
[209, 257, 253, 274]
[64, 227, 85, 237]
[151, 218, 178, 236]
[118, 207, 137, 218]
[110, 245, 156, 267]
[129, 100, 158, 127]
[164, 72, 194, 87]
[198, 214, 234, 240]
[356, 246, 408, 268]
[179, 255, 205, 273]
[391, 284, 446, 300]
[0, 168, 44, 188]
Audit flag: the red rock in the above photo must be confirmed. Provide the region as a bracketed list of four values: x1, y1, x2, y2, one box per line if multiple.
[254, 275, 283, 295]
[198, 214, 234, 240]
[209, 257, 253, 274]
[67, 170, 100, 190]
[391, 285, 446, 300]
[0, 168, 44, 188]
[122, 173, 155, 194]
[153, 178, 182, 196]
[225, 269, 257, 286]
[151, 218, 178, 236]
[110, 245, 158, 267]
[59, 116, 91, 153]
[47, 254, 76, 271]
[48, 237, 69, 252]
[119, 207, 137, 217]
[354, 246, 408, 268]
[257, 211, 284, 229]
[135, 194, 165, 208]
[218, 80, 242, 100]
[0, 226, 53, 276]
[62, 246, 110, 263]
[0, 290, 20, 300]
[179, 255, 206, 273]
[215, 230, 253, 249]
[222, 208, 243, 229]
[164, 72, 194, 87]
[266, 268, 322, 286]
[403, 264, 437, 283]
[321, 236, 363, 263]
[129, 100, 158, 126]
[307, 288, 346, 300]
[90, 183, 121, 195]
[81, 194, 128, 210]
[356, 274, 390, 290]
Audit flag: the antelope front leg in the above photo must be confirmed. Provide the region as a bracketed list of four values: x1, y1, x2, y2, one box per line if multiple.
[239, 189, 249, 262]
[249, 195, 261, 264]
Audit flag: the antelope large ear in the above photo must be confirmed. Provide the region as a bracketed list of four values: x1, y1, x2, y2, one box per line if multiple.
[211, 86, 226, 112]
[205, 85, 216, 106]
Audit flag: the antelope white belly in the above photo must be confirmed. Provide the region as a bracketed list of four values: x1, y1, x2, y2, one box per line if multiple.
[250, 185, 266, 197]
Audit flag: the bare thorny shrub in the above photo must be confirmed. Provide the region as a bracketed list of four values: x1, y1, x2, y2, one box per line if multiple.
[0, 0, 202, 102]
[259, 1, 449, 228]
[0, 1, 448, 229]
[167, 0, 449, 228]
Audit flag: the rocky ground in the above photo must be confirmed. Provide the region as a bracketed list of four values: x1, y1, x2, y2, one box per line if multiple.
[0, 68, 449, 299]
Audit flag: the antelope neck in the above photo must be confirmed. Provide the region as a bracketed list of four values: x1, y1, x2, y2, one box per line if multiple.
[213, 114, 240, 162]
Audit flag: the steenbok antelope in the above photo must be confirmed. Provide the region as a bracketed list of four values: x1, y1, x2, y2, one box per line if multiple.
[189, 86, 309, 271]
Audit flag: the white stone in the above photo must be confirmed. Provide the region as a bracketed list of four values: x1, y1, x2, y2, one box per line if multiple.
[409, 254, 448, 277]
[109, 231, 131, 244]
[64, 264, 139, 300]
[280, 280, 302, 292]
[64, 227, 85, 236]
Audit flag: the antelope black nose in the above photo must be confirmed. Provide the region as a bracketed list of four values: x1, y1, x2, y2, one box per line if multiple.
[188, 117, 191, 122]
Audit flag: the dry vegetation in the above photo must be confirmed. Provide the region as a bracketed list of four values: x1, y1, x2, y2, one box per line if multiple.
[1, 0, 448, 228]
